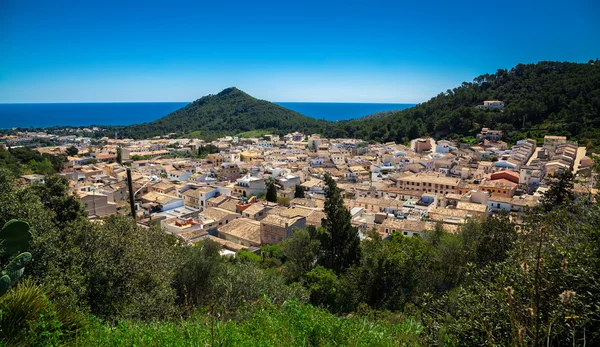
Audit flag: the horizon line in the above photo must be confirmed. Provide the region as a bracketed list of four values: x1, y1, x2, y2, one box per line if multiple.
[0, 100, 419, 105]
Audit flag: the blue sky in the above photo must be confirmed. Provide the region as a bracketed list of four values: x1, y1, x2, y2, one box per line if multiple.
[1, 0, 598, 103]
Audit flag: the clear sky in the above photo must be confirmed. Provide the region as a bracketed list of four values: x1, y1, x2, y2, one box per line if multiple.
[1, 0, 598, 103]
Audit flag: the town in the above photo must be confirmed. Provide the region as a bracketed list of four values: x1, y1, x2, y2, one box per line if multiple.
[2, 125, 596, 256]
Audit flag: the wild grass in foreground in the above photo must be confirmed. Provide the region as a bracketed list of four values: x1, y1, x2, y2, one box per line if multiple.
[76, 300, 422, 347]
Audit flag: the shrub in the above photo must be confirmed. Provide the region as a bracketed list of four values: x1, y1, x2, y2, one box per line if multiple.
[0, 280, 85, 345]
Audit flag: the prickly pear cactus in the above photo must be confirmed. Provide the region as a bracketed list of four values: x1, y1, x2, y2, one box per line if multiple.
[0, 220, 33, 296]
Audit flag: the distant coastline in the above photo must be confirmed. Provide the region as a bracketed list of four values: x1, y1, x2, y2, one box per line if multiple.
[0, 102, 416, 129]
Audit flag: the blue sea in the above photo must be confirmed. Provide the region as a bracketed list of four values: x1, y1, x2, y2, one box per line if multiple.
[276, 102, 415, 121]
[0, 102, 415, 129]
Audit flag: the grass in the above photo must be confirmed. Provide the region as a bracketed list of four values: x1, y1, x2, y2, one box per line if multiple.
[75, 300, 422, 346]
[460, 136, 478, 145]
[183, 130, 203, 139]
[236, 130, 272, 138]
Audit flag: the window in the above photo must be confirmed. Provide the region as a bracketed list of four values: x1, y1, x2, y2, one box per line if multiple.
[403, 231, 408, 236]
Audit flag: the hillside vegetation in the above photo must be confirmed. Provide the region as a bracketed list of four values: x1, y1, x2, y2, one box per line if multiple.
[79, 300, 421, 346]
[112, 87, 330, 140]
[340, 60, 600, 146]
[107, 60, 600, 147]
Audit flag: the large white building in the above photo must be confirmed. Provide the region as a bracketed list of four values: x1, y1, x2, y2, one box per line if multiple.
[235, 174, 266, 197]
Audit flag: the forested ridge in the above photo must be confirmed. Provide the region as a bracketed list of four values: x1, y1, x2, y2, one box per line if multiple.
[101, 60, 600, 147]
[339, 60, 600, 146]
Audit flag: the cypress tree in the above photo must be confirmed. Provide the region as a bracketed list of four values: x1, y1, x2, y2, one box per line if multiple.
[294, 185, 305, 198]
[319, 174, 361, 274]
[266, 181, 277, 203]
[116, 147, 122, 164]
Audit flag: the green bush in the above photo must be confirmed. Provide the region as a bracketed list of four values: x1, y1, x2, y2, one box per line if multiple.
[76, 300, 422, 346]
[0, 280, 85, 346]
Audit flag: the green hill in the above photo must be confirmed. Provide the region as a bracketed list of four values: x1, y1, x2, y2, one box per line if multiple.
[114, 87, 330, 140]
[111, 61, 600, 147]
[340, 60, 600, 146]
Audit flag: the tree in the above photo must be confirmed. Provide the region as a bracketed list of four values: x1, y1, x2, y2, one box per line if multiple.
[353, 233, 430, 311]
[303, 266, 345, 311]
[281, 228, 320, 281]
[175, 239, 222, 308]
[423, 199, 600, 346]
[294, 184, 305, 198]
[28, 175, 86, 228]
[318, 174, 360, 274]
[66, 146, 78, 156]
[116, 147, 122, 164]
[541, 170, 575, 210]
[460, 213, 517, 267]
[276, 196, 291, 206]
[266, 181, 277, 203]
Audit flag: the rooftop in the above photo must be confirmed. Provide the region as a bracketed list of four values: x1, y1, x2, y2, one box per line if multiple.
[218, 218, 261, 244]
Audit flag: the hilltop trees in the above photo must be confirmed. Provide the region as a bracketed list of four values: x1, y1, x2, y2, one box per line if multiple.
[110, 87, 329, 140]
[340, 61, 600, 148]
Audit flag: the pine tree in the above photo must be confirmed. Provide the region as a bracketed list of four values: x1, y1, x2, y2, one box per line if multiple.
[319, 174, 360, 274]
[541, 170, 575, 210]
[266, 181, 277, 203]
[294, 185, 305, 198]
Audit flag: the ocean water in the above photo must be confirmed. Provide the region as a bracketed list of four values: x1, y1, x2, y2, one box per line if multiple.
[277, 102, 415, 121]
[0, 102, 190, 129]
[0, 102, 415, 129]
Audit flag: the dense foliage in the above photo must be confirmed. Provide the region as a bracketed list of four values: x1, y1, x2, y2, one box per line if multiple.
[340, 60, 600, 147]
[0, 147, 65, 176]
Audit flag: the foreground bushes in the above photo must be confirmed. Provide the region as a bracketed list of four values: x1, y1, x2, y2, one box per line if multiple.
[0, 281, 85, 346]
[1, 282, 420, 346]
[78, 300, 422, 347]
